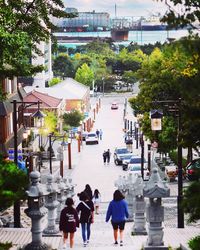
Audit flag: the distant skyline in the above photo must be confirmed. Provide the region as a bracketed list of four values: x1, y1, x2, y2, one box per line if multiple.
[64, 0, 169, 18]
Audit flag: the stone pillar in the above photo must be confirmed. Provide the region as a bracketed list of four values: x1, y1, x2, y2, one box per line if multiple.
[124, 173, 135, 222]
[43, 174, 59, 235]
[143, 168, 170, 250]
[24, 171, 49, 250]
[55, 176, 65, 224]
[132, 174, 147, 235]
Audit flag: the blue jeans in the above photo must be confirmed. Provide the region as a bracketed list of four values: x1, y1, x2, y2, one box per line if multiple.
[81, 223, 91, 242]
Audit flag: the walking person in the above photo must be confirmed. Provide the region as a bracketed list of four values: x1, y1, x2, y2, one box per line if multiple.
[96, 129, 100, 139]
[76, 192, 94, 247]
[83, 184, 93, 200]
[99, 129, 103, 140]
[105, 190, 129, 246]
[106, 149, 111, 165]
[103, 150, 107, 165]
[59, 197, 79, 249]
[93, 189, 101, 214]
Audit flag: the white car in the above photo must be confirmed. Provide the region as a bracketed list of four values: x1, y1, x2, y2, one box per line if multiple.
[85, 132, 99, 145]
[128, 157, 150, 180]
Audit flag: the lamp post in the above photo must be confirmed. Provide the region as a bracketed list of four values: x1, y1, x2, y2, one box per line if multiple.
[151, 99, 184, 228]
[102, 77, 105, 96]
[12, 100, 43, 228]
[68, 138, 72, 169]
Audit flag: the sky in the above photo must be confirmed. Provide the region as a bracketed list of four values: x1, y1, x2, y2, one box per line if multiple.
[63, 0, 169, 18]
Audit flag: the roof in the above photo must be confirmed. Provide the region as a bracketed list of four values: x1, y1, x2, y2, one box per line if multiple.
[23, 90, 62, 108]
[24, 78, 89, 100]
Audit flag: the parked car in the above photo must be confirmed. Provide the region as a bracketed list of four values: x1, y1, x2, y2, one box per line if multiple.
[127, 157, 149, 180]
[85, 132, 99, 145]
[113, 147, 130, 165]
[186, 158, 200, 181]
[165, 165, 178, 181]
[128, 165, 150, 181]
[122, 154, 138, 171]
[111, 102, 118, 110]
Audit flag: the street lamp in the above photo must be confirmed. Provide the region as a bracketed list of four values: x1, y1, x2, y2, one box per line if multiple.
[150, 99, 184, 228]
[11, 100, 43, 228]
[102, 77, 105, 96]
[68, 138, 72, 169]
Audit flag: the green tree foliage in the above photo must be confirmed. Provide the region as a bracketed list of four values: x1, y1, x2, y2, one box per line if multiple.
[63, 110, 84, 128]
[48, 77, 61, 87]
[53, 53, 75, 79]
[182, 181, 200, 223]
[158, 0, 200, 30]
[75, 63, 94, 87]
[129, 37, 200, 153]
[0, 0, 73, 78]
[0, 155, 28, 211]
[40, 111, 57, 136]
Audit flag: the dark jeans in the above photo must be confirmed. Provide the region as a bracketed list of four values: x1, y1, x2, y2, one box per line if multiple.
[81, 223, 91, 242]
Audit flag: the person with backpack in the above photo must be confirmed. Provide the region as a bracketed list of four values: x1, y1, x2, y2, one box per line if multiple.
[59, 197, 79, 249]
[103, 150, 107, 165]
[76, 191, 94, 247]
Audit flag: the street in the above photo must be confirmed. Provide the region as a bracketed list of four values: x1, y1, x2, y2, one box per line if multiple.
[72, 95, 130, 202]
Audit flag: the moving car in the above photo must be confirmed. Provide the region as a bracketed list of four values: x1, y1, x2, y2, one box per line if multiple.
[85, 132, 99, 145]
[186, 158, 200, 181]
[114, 147, 130, 165]
[111, 102, 118, 110]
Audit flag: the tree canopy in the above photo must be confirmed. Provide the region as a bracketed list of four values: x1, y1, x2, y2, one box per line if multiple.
[0, 0, 74, 78]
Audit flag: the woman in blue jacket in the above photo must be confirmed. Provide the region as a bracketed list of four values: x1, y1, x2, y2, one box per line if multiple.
[106, 189, 129, 246]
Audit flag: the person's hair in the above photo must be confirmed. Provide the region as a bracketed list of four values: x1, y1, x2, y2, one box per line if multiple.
[79, 191, 89, 201]
[113, 190, 124, 201]
[85, 184, 92, 191]
[94, 189, 100, 198]
[65, 197, 74, 206]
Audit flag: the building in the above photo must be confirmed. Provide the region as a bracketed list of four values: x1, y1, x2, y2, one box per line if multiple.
[24, 78, 90, 114]
[56, 8, 110, 31]
[0, 78, 27, 158]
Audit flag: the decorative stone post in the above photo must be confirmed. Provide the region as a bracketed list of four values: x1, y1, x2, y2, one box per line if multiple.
[43, 174, 59, 235]
[124, 173, 136, 222]
[143, 168, 170, 249]
[132, 174, 147, 235]
[24, 171, 49, 250]
[63, 177, 71, 198]
[68, 177, 76, 197]
[56, 176, 66, 224]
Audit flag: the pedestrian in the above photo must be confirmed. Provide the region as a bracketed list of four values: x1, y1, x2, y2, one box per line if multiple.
[99, 129, 103, 140]
[103, 150, 107, 165]
[106, 149, 111, 164]
[93, 189, 101, 214]
[83, 184, 93, 200]
[76, 191, 94, 247]
[105, 190, 129, 246]
[96, 129, 100, 139]
[59, 197, 79, 249]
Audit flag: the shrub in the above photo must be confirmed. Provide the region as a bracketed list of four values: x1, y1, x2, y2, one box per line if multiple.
[0, 242, 12, 250]
[48, 77, 61, 87]
[188, 235, 200, 250]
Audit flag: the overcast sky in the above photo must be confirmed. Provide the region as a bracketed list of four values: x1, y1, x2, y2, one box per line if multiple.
[63, 0, 169, 18]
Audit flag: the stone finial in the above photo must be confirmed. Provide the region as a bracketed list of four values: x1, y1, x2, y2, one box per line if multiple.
[143, 168, 170, 198]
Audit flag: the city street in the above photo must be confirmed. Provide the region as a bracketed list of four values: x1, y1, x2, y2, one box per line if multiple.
[71, 94, 132, 202]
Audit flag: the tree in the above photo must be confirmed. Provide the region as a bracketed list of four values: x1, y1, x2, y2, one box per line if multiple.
[75, 63, 94, 87]
[158, 0, 200, 30]
[53, 53, 75, 79]
[0, 0, 74, 78]
[0, 155, 28, 211]
[63, 110, 84, 129]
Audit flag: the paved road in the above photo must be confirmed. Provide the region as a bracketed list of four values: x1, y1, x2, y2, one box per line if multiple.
[71, 95, 130, 202]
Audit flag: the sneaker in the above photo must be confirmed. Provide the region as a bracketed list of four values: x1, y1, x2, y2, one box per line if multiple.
[120, 241, 123, 246]
[114, 241, 118, 245]
[83, 242, 87, 247]
[87, 240, 89, 244]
